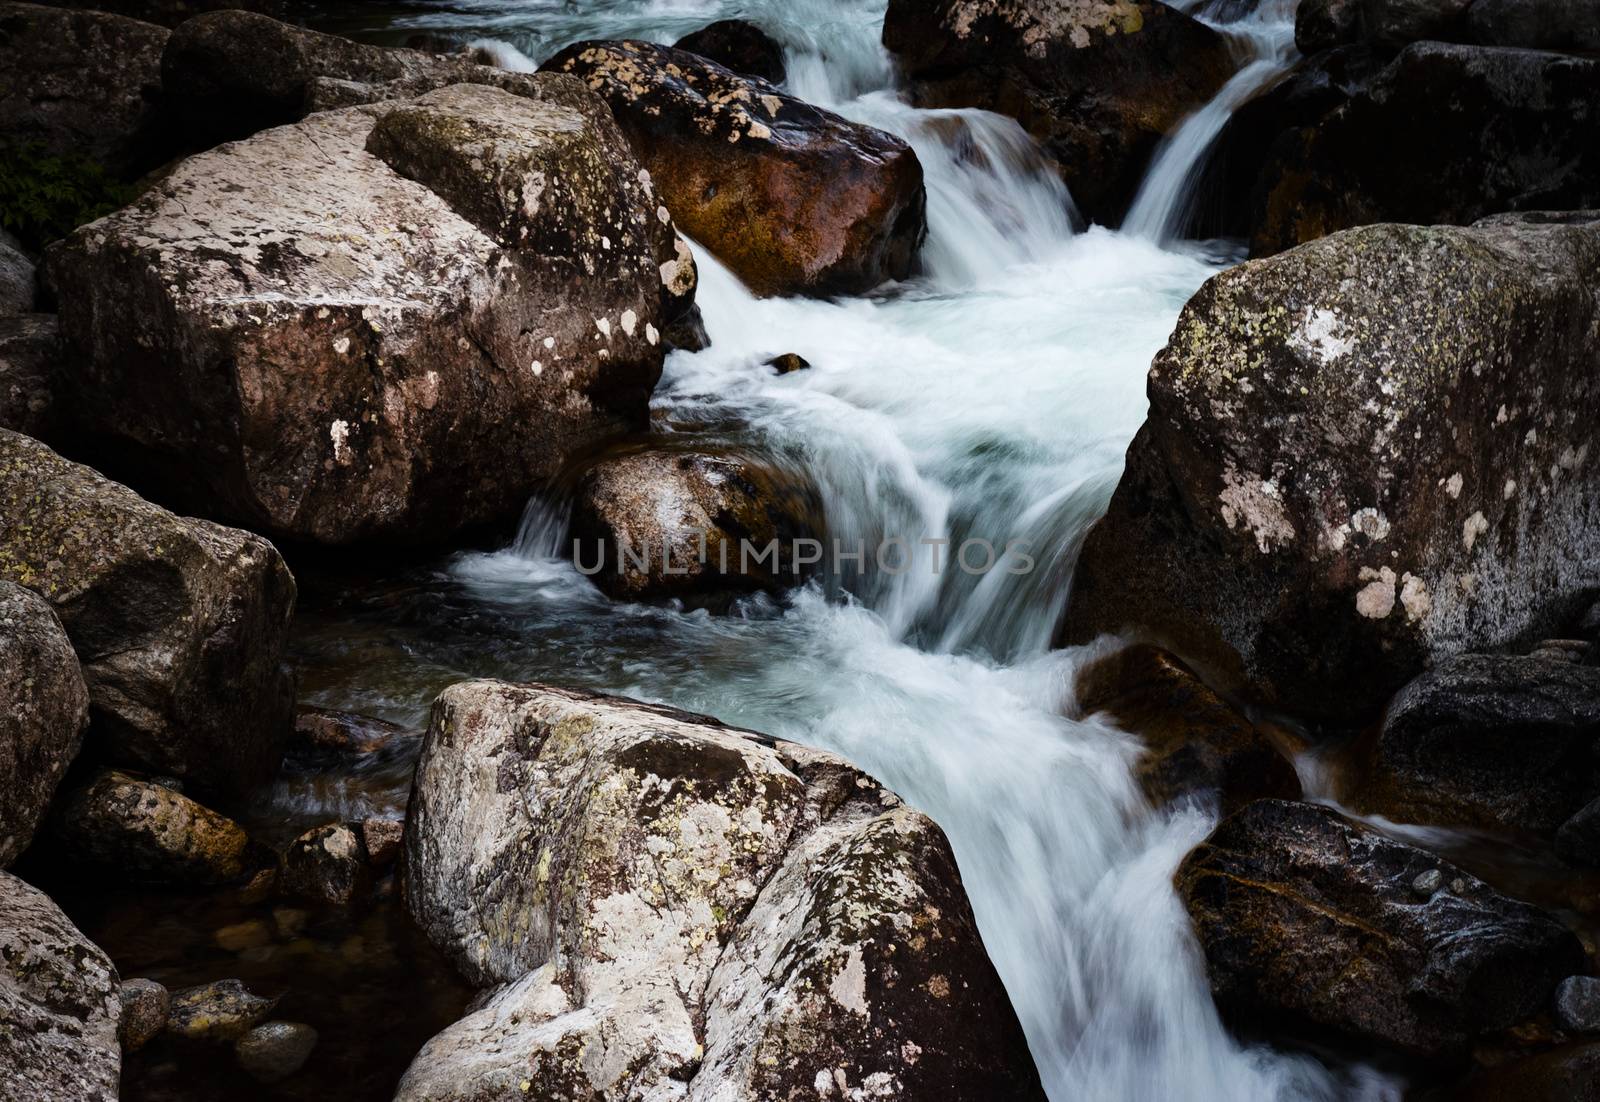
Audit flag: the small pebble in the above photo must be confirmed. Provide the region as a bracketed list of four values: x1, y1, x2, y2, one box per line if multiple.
[119, 978, 170, 1053]
[236, 1021, 318, 1083]
[1411, 869, 1444, 897]
[1555, 975, 1600, 1033]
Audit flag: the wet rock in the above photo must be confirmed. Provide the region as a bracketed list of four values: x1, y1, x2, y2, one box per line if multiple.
[663, 304, 710, 353]
[675, 18, 786, 84]
[1061, 216, 1600, 724]
[0, 581, 88, 866]
[882, 0, 1234, 225]
[1364, 654, 1600, 834]
[569, 444, 825, 599]
[1075, 644, 1299, 814]
[1297, 0, 1600, 53]
[235, 1020, 317, 1083]
[1529, 639, 1594, 665]
[0, 431, 295, 794]
[1177, 799, 1585, 1062]
[1251, 45, 1600, 255]
[1295, 0, 1360, 53]
[290, 707, 407, 762]
[1465, 0, 1600, 52]
[213, 919, 272, 953]
[45, 0, 283, 28]
[0, 237, 33, 315]
[119, 977, 170, 1052]
[357, 818, 403, 869]
[166, 978, 279, 1043]
[1450, 1041, 1600, 1101]
[0, 1, 172, 175]
[0, 314, 61, 437]
[544, 40, 926, 298]
[1558, 798, 1600, 867]
[49, 82, 687, 546]
[52, 770, 255, 884]
[0, 870, 121, 1099]
[280, 822, 370, 907]
[766, 351, 811, 374]
[1557, 976, 1600, 1034]
[399, 681, 1044, 1100]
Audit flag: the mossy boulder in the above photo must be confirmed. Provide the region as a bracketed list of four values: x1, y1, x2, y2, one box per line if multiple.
[399, 681, 1043, 1100]
[51, 770, 256, 884]
[543, 40, 926, 298]
[1061, 215, 1600, 725]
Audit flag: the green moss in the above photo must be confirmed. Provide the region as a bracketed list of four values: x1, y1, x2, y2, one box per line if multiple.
[0, 143, 136, 251]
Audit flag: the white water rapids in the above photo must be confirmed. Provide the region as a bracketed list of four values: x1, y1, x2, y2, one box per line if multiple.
[305, 1, 1398, 1097]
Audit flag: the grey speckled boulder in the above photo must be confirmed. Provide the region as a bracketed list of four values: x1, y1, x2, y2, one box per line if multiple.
[0, 315, 61, 438]
[399, 681, 1043, 1101]
[0, 431, 296, 796]
[0, 580, 87, 866]
[1062, 214, 1600, 724]
[0, 870, 121, 1100]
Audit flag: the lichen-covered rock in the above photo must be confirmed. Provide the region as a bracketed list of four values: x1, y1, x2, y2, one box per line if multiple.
[399, 681, 1043, 1101]
[165, 978, 278, 1043]
[0, 869, 121, 1100]
[0, 431, 295, 794]
[544, 40, 926, 298]
[1361, 653, 1600, 834]
[0, 1, 172, 174]
[568, 444, 825, 599]
[675, 19, 787, 84]
[1177, 800, 1585, 1062]
[881, 0, 1235, 225]
[0, 236, 33, 315]
[0, 315, 60, 437]
[52, 770, 255, 884]
[0, 581, 87, 866]
[1075, 644, 1299, 813]
[48, 83, 691, 545]
[1061, 216, 1600, 724]
[119, 977, 170, 1052]
[279, 822, 369, 907]
[1251, 45, 1600, 255]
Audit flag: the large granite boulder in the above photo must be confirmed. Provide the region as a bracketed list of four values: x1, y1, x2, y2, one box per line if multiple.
[568, 444, 825, 599]
[0, 581, 87, 866]
[51, 770, 256, 885]
[881, 0, 1235, 226]
[0, 1, 172, 175]
[1177, 800, 1584, 1062]
[1251, 44, 1600, 255]
[1061, 215, 1600, 724]
[32, 0, 283, 28]
[0, 315, 60, 437]
[0, 431, 295, 796]
[0, 870, 121, 1101]
[48, 81, 690, 545]
[400, 682, 1044, 1101]
[543, 40, 926, 298]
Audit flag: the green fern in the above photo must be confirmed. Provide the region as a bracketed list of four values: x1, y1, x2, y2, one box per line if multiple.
[0, 143, 137, 251]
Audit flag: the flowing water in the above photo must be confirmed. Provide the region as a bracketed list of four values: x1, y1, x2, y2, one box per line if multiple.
[273, 0, 1406, 1098]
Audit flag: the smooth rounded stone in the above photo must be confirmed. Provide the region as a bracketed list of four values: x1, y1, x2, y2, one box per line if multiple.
[1075, 644, 1300, 814]
[0, 431, 295, 796]
[1362, 654, 1600, 834]
[674, 18, 786, 84]
[0, 237, 33, 316]
[0, 1, 172, 175]
[1556, 976, 1600, 1034]
[271, 907, 308, 939]
[357, 818, 403, 868]
[0, 580, 88, 866]
[882, 0, 1234, 226]
[235, 1021, 317, 1083]
[48, 82, 688, 547]
[1413, 868, 1445, 897]
[1061, 216, 1600, 724]
[166, 979, 279, 1043]
[1250, 45, 1600, 255]
[1177, 800, 1584, 1062]
[399, 681, 1044, 1100]
[0, 314, 61, 438]
[568, 444, 825, 599]
[765, 352, 811, 374]
[119, 977, 170, 1053]
[214, 919, 273, 953]
[543, 40, 926, 298]
[52, 770, 256, 885]
[280, 823, 370, 907]
[0, 871, 121, 1098]
[289, 706, 409, 765]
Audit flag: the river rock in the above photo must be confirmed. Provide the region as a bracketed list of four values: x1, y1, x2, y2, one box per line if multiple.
[235, 1021, 318, 1083]
[675, 19, 786, 84]
[0, 237, 33, 315]
[0, 870, 121, 1099]
[544, 39, 926, 298]
[399, 681, 1044, 1100]
[1296, 0, 1600, 53]
[290, 707, 408, 761]
[1361, 654, 1600, 834]
[1178, 799, 1585, 1062]
[52, 770, 255, 884]
[1076, 644, 1299, 813]
[1061, 215, 1600, 724]
[881, 0, 1235, 226]
[1556, 976, 1600, 1034]
[0, 431, 295, 794]
[568, 444, 825, 599]
[1451, 1042, 1600, 1101]
[1465, 0, 1600, 52]
[119, 977, 170, 1052]
[280, 822, 370, 907]
[0, 2, 172, 175]
[357, 818, 403, 868]
[0, 315, 60, 437]
[1251, 45, 1600, 255]
[0, 581, 88, 866]
[48, 82, 688, 546]
[166, 978, 279, 1043]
